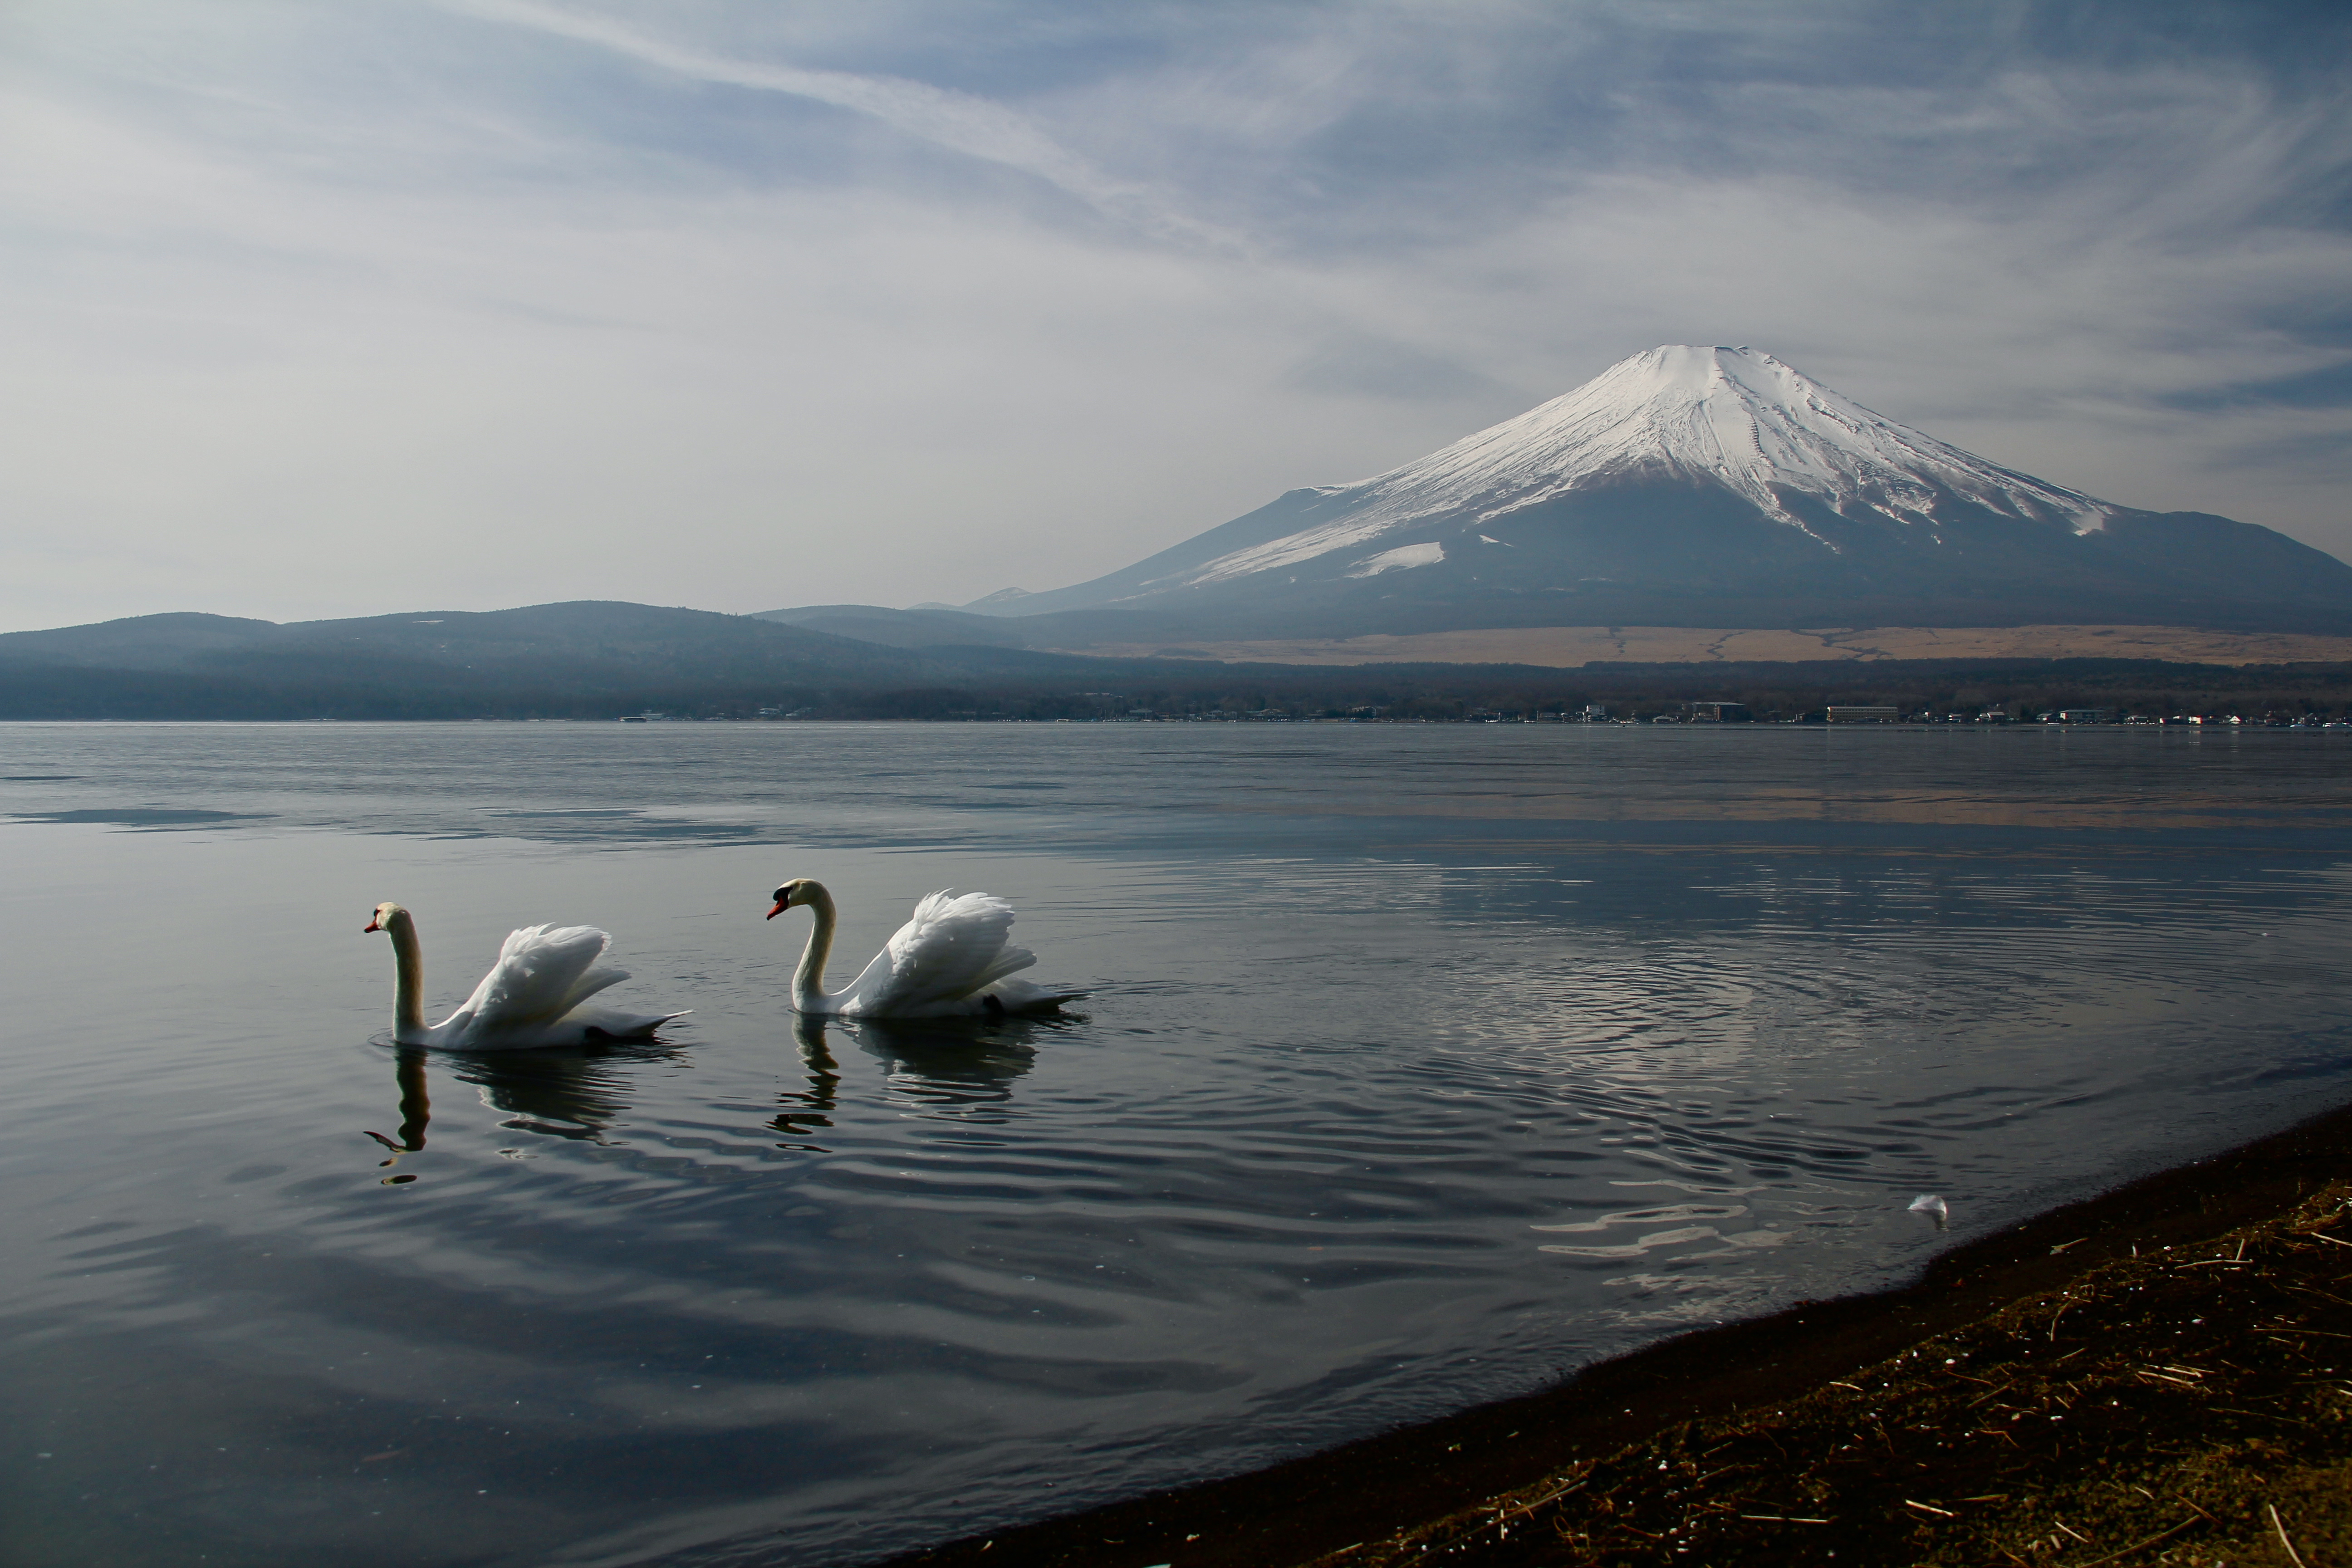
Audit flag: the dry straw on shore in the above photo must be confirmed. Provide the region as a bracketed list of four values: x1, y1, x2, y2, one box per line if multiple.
[886, 1107, 2352, 1568]
[1321, 1185, 2352, 1567]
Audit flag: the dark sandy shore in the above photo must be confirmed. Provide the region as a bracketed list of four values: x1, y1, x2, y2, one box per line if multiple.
[876, 1102, 2352, 1568]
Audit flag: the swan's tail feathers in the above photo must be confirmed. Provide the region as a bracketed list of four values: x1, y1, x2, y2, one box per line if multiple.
[985, 979, 1089, 1014]
[579, 1008, 691, 1039]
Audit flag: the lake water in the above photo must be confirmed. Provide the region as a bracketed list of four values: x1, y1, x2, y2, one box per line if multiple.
[4, 721, 2350, 1567]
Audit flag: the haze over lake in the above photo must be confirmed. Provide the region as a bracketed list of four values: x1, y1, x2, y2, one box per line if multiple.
[5, 721, 2350, 1567]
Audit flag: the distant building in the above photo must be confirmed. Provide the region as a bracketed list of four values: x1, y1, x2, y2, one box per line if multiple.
[1687, 701, 1753, 722]
[2056, 707, 2117, 723]
[1825, 706, 1900, 723]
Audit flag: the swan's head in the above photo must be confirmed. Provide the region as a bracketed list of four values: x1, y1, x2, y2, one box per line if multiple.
[364, 901, 408, 934]
[767, 880, 815, 920]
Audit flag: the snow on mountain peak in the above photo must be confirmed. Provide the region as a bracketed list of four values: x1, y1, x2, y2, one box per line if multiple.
[1171, 345, 2115, 589]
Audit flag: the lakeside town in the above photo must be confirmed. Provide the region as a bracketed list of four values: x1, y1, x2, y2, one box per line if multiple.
[701, 701, 2352, 725]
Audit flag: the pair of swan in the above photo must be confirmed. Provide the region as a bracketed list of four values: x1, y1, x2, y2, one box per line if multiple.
[364, 882, 1084, 1049]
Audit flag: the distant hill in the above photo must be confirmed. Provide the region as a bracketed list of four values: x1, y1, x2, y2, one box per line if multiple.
[958, 345, 2352, 643]
[9, 598, 2352, 721]
[0, 598, 1498, 719]
[0, 601, 980, 718]
[1, 601, 913, 674]
[751, 603, 1030, 649]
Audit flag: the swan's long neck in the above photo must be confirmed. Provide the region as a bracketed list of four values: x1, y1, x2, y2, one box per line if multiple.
[793, 884, 839, 1012]
[386, 910, 429, 1041]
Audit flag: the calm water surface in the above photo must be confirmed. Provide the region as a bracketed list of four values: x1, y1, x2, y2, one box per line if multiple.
[4, 722, 2350, 1567]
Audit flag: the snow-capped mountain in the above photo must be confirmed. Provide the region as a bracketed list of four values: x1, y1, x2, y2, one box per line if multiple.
[1169, 345, 2111, 591]
[977, 345, 2352, 638]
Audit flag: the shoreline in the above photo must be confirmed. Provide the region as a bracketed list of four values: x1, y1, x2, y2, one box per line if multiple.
[870, 1099, 2352, 1568]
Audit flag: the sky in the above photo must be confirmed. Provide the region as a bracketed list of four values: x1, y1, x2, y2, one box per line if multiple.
[4, 0, 2350, 632]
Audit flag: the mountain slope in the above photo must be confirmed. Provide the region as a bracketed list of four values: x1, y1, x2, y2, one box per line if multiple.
[985, 346, 2352, 637]
[751, 604, 1031, 649]
[0, 599, 1437, 718]
[0, 602, 979, 717]
[0, 602, 931, 681]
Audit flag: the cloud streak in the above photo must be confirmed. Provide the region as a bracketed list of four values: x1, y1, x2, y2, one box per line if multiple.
[440, 0, 1243, 249]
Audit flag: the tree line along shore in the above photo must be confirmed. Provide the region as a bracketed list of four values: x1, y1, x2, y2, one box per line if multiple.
[13, 655, 2352, 725]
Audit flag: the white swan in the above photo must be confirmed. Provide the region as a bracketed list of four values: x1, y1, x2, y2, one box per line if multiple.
[364, 902, 687, 1049]
[765, 879, 1087, 1018]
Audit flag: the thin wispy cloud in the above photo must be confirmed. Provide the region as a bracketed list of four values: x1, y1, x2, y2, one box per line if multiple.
[441, 0, 1244, 250]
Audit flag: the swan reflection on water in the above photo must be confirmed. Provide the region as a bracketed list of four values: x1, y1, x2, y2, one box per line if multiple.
[362, 1051, 434, 1180]
[773, 1016, 843, 1149]
[360, 1019, 1066, 1172]
[455, 1040, 677, 1142]
[363, 1040, 680, 1174]
[789, 1011, 1063, 1112]
[773, 1015, 1057, 1149]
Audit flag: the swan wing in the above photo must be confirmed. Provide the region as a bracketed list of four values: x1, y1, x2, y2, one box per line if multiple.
[843, 891, 1035, 1016]
[560, 964, 632, 1012]
[446, 924, 614, 1039]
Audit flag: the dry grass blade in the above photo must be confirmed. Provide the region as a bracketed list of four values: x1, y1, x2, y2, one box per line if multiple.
[2267, 1502, 2309, 1568]
[2067, 1514, 2203, 1567]
[1486, 1476, 1584, 1529]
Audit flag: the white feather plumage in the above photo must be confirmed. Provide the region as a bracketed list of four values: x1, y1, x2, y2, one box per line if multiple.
[769, 882, 1087, 1018]
[367, 903, 686, 1049]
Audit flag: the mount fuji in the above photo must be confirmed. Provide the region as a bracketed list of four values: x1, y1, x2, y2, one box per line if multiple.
[969, 346, 2352, 640]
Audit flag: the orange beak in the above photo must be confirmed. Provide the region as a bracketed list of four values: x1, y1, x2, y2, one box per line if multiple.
[765, 900, 790, 921]
[364, 916, 382, 932]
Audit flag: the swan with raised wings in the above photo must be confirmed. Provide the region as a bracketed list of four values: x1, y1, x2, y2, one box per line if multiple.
[364, 902, 687, 1049]
[765, 880, 1087, 1018]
